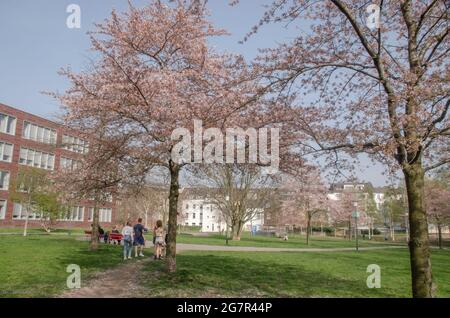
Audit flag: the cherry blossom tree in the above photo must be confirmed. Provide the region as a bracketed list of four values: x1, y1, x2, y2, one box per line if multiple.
[281, 167, 329, 244]
[425, 178, 450, 249]
[234, 0, 449, 297]
[52, 0, 262, 271]
[53, 128, 149, 251]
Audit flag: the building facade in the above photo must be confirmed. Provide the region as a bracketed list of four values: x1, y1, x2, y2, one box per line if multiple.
[180, 190, 265, 233]
[0, 103, 115, 228]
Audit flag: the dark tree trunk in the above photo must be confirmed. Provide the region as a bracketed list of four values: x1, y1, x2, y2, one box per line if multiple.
[348, 218, 352, 240]
[166, 161, 180, 273]
[404, 161, 434, 298]
[306, 214, 311, 245]
[437, 223, 442, 250]
[90, 205, 99, 251]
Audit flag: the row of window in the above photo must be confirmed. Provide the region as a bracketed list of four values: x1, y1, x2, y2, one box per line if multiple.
[185, 204, 213, 210]
[185, 212, 218, 220]
[23, 121, 57, 145]
[19, 147, 55, 170]
[62, 134, 88, 154]
[0, 200, 112, 222]
[0, 111, 87, 154]
[58, 207, 112, 222]
[0, 143, 82, 171]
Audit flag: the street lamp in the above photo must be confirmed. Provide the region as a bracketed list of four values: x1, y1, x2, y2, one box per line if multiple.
[352, 201, 360, 252]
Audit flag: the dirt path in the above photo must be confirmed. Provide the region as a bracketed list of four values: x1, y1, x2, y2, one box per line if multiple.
[59, 257, 152, 298]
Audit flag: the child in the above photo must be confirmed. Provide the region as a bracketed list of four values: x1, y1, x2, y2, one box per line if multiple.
[154, 220, 165, 260]
[121, 221, 133, 260]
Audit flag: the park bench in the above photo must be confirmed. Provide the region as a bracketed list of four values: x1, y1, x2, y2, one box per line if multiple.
[84, 230, 105, 240]
[108, 232, 123, 244]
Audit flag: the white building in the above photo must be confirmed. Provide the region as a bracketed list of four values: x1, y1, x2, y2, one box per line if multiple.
[181, 197, 265, 233]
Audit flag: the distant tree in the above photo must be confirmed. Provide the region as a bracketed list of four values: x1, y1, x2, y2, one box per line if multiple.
[10, 167, 62, 236]
[281, 168, 329, 245]
[425, 178, 450, 249]
[364, 187, 380, 239]
[194, 164, 275, 241]
[382, 187, 407, 241]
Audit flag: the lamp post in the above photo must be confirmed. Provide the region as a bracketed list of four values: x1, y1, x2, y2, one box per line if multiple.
[352, 201, 359, 252]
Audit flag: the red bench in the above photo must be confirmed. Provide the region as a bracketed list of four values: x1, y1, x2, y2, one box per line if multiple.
[84, 230, 105, 240]
[109, 232, 123, 242]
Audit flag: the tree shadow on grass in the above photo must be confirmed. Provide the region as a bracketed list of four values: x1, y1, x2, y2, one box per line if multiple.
[142, 253, 399, 298]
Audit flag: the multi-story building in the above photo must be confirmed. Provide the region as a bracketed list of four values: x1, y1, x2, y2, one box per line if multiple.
[180, 188, 265, 233]
[0, 103, 115, 228]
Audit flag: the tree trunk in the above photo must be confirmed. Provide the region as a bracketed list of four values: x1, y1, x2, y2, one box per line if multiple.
[166, 161, 180, 273]
[23, 209, 29, 237]
[90, 205, 99, 251]
[348, 218, 352, 240]
[403, 162, 434, 298]
[437, 223, 442, 250]
[391, 221, 395, 241]
[232, 221, 242, 240]
[306, 214, 311, 245]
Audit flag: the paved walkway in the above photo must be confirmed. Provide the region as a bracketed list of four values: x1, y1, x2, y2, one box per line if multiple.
[145, 242, 406, 253]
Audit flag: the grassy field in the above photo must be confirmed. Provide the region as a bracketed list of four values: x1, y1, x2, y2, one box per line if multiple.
[143, 249, 450, 298]
[177, 233, 405, 249]
[0, 227, 86, 235]
[1, 234, 448, 298]
[0, 235, 124, 297]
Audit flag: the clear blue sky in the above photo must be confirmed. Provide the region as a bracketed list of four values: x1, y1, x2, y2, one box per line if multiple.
[0, 0, 391, 186]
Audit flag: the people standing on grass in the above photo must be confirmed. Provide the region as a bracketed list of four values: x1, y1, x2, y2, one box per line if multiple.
[133, 218, 147, 257]
[154, 220, 165, 260]
[121, 221, 133, 260]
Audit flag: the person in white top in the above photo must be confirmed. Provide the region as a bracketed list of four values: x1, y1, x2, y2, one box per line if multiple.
[121, 222, 134, 260]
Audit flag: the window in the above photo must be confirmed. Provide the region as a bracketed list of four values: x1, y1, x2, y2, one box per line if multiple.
[22, 121, 56, 144]
[191, 222, 196, 226]
[19, 147, 55, 170]
[62, 134, 88, 154]
[192, 213, 196, 219]
[60, 157, 79, 171]
[59, 206, 84, 221]
[185, 213, 189, 218]
[193, 204, 196, 209]
[0, 200, 6, 219]
[185, 204, 189, 209]
[0, 171, 10, 190]
[12, 202, 43, 220]
[88, 207, 94, 222]
[0, 113, 16, 135]
[99, 208, 112, 223]
[0, 142, 13, 162]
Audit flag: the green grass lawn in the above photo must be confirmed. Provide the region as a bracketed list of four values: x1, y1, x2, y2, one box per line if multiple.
[0, 227, 86, 235]
[177, 233, 405, 249]
[143, 249, 450, 298]
[0, 235, 124, 297]
[1, 234, 448, 298]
